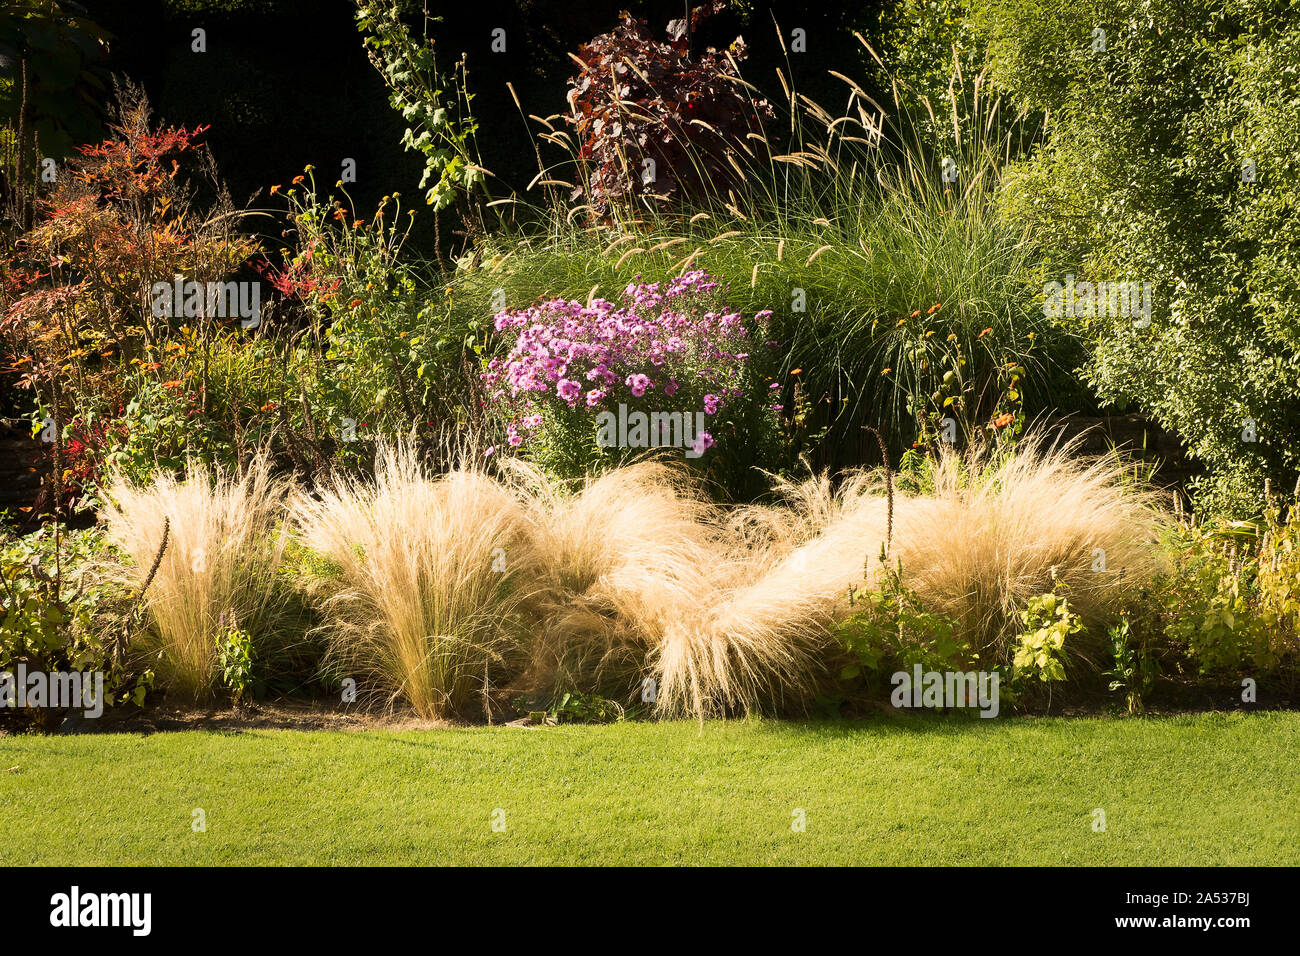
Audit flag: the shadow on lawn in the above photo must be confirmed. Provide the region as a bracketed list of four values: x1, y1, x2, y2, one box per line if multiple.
[0, 696, 1279, 739]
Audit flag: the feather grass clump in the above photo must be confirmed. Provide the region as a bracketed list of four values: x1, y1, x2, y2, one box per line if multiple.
[103, 454, 289, 702]
[294, 444, 541, 720]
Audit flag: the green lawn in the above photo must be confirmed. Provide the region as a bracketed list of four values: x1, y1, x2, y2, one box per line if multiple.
[1, 711, 1296, 865]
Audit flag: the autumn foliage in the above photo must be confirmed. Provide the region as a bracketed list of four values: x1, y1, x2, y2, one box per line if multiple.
[566, 2, 773, 219]
[0, 88, 257, 507]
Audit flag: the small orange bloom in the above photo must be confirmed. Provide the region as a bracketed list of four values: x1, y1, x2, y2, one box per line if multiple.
[977, 327, 993, 339]
[992, 412, 1015, 428]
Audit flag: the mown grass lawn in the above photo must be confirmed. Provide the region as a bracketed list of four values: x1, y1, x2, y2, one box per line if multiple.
[1, 711, 1296, 866]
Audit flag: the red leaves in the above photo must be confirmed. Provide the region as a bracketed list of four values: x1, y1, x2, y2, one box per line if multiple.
[78, 122, 209, 166]
[566, 6, 773, 219]
[0, 92, 258, 504]
[0, 265, 49, 295]
[666, 0, 726, 47]
[252, 256, 341, 302]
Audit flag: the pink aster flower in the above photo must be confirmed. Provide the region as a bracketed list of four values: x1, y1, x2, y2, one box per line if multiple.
[557, 378, 582, 403]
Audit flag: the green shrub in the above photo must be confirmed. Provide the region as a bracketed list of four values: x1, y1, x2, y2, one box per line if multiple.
[874, 0, 1041, 157]
[267, 177, 490, 470]
[0, 525, 152, 731]
[216, 613, 255, 704]
[1104, 614, 1157, 715]
[986, 0, 1300, 514]
[0, 0, 110, 170]
[546, 691, 625, 724]
[1011, 589, 1080, 684]
[1158, 494, 1300, 668]
[1150, 503, 1300, 681]
[829, 551, 973, 711]
[835, 551, 968, 683]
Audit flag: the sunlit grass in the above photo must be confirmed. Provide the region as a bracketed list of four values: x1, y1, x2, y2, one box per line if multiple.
[0, 712, 1294, 865]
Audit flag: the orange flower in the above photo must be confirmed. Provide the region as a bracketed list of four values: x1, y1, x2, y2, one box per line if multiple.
[790, 368, 803, 375]
[161, 380, 184, 390]
[927, 303, 942, 314]
[910, 310, 921, 318]
[992, 412, 1015, 428]
[977, 327, 993, 339]
[269, 184, 281, 195]
[349, 298, 363, 308]
[292, 175, 305, 185]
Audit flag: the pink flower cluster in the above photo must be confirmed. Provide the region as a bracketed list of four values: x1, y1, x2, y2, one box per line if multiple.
[482, 271, 771, 449]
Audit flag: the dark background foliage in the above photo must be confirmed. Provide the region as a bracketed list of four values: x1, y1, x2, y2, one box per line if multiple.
[76, 0, 887, 251]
